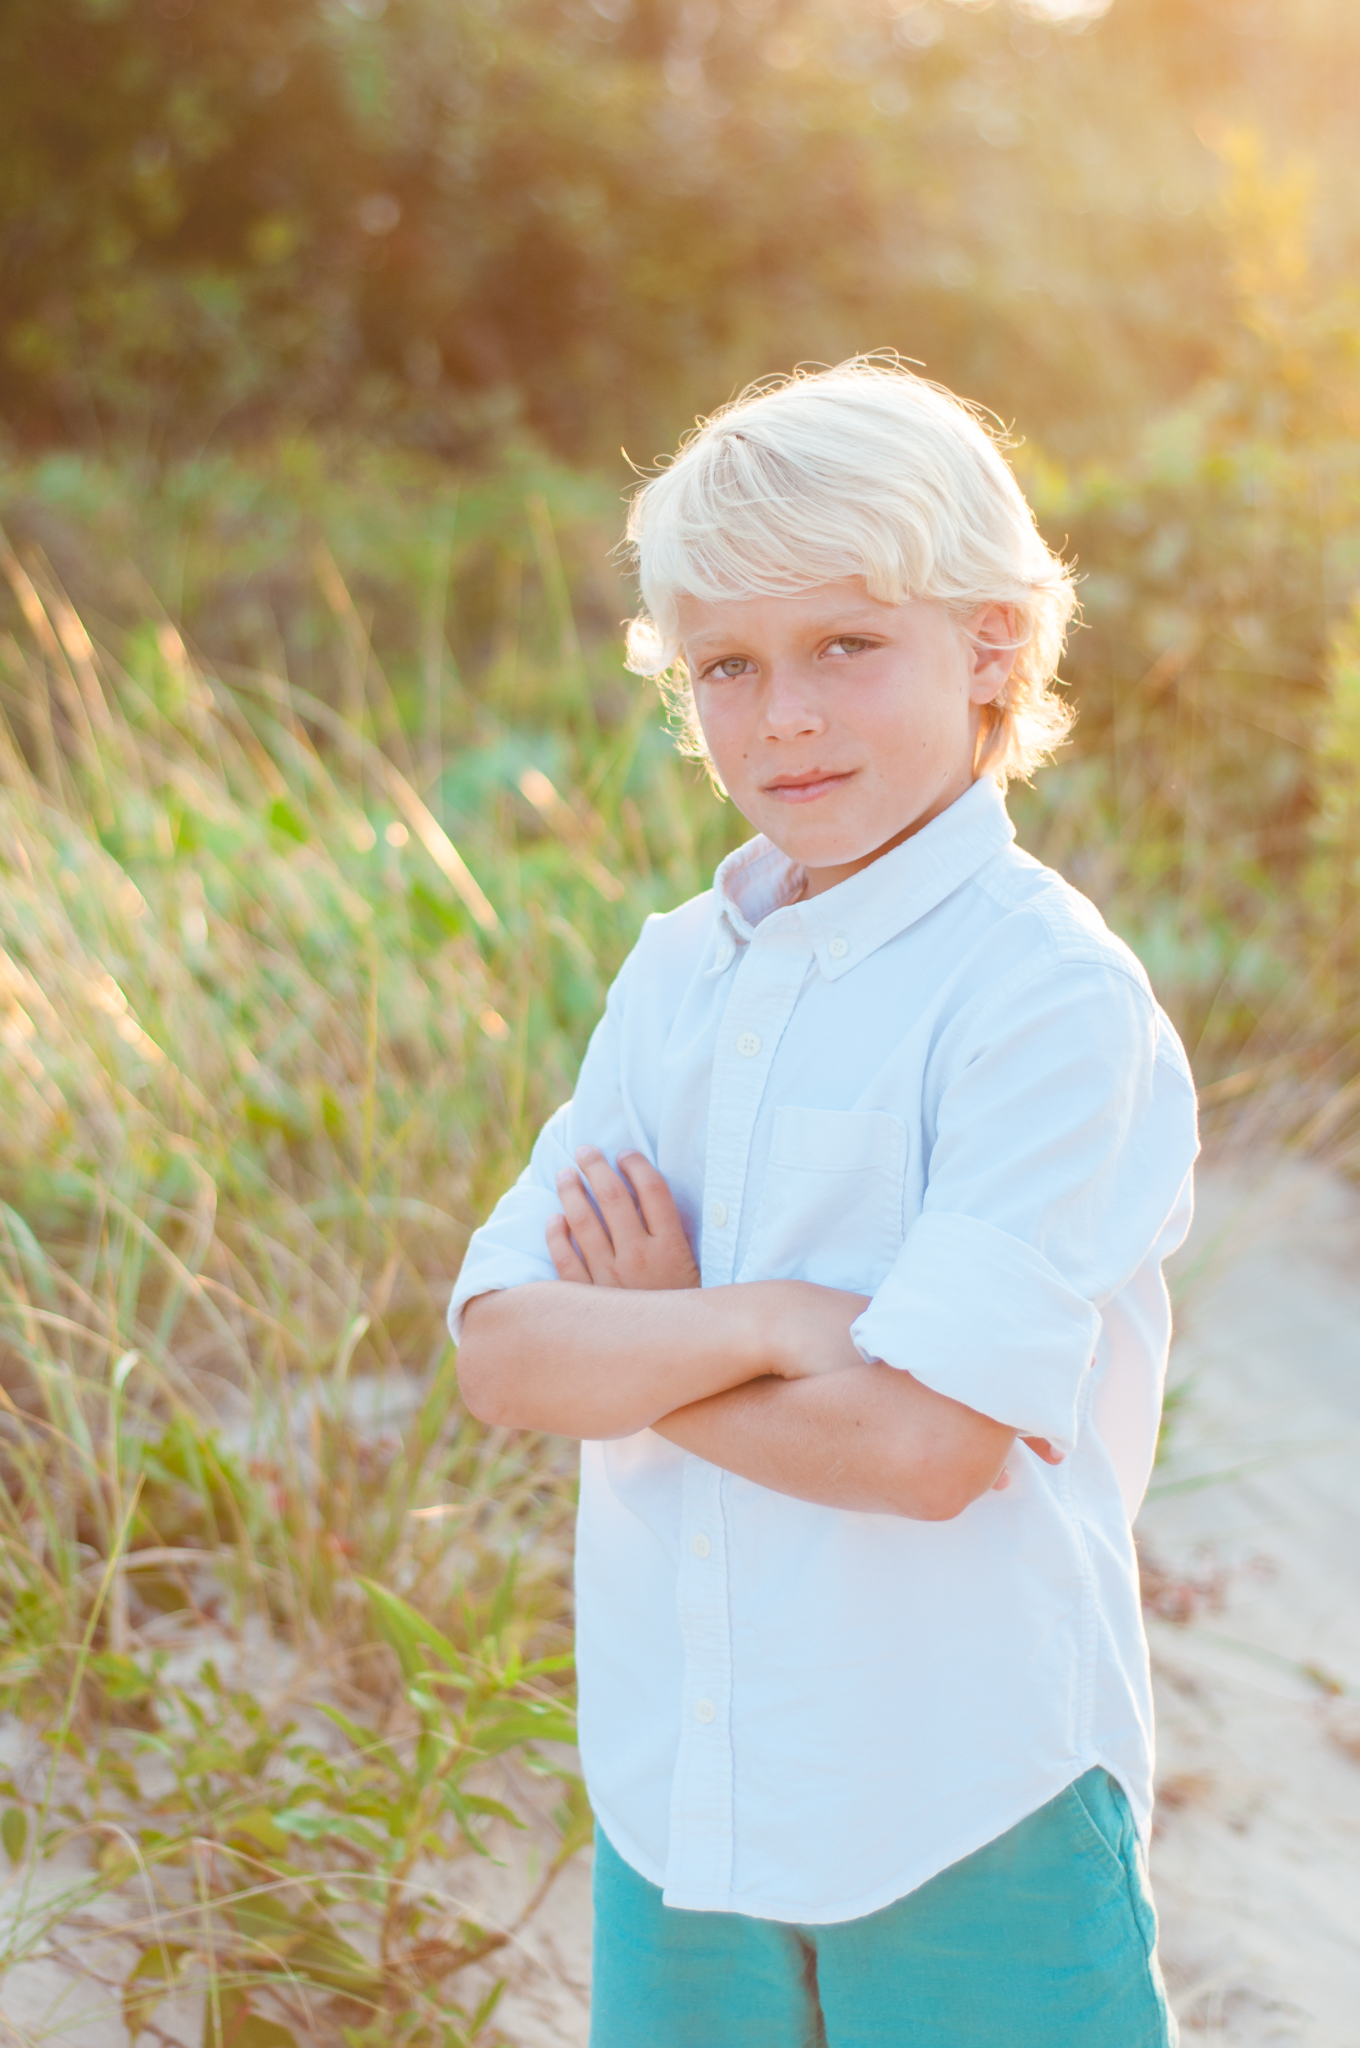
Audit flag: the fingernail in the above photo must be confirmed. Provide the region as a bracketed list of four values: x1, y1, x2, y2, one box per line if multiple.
[556, 1167, 574, 1185]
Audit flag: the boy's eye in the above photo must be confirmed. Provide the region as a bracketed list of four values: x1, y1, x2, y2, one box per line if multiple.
[705, 656, 753, 680]
[825, 636, 875, 656]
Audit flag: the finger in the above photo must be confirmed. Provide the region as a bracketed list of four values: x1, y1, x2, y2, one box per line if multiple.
[617, 1152, 686, 1240]
[575, 1146, 647, 1250]
[545, 1212, 592, 1284]
[618, 1155, 702, 1288]
[556, 1168, 619, 1278]
[1020, 1436, 1064, 1465]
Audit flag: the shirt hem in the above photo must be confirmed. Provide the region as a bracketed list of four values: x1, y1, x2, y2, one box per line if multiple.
[650, 1758, 1107, 1925]
[1092, 1751, 1152, 1848]
[591, 1761, 1154, 1922]
[590, 1804, 668, 1894]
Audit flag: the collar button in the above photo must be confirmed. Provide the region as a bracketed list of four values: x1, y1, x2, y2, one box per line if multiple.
[828, 935, 849, 960]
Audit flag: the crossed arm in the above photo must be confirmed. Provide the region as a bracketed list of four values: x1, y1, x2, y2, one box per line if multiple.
[456, 1148, 1061, 1521]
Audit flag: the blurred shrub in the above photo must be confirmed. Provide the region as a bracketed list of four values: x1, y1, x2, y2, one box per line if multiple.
[10, 0, 1358, 460]
[1009, 130, 1360, 1142]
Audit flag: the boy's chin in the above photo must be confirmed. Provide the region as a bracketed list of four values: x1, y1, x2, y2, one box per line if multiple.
[757, 809, 908, 864]
[762, 828, 887, 876]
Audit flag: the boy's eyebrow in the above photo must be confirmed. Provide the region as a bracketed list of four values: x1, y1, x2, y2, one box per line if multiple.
[682, 606, 895, 654]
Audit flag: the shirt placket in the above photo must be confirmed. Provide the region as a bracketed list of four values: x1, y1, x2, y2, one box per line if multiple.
[664, 919, 811, 1906]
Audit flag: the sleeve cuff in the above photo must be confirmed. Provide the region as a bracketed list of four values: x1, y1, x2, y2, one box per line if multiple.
[849, 1211, 1101, 1453]
[446, 1191, 562, 1342]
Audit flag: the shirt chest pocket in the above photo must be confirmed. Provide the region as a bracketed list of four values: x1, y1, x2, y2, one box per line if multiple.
[735, 1106, 910, 1296]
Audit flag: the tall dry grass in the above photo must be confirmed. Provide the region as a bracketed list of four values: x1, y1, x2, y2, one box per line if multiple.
[0, 461, 738, 2045]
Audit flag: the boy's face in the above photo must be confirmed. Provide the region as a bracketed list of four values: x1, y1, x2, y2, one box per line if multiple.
[677, 578, 1018, 898]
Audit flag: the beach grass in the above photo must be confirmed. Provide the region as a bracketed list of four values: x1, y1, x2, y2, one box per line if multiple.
[0, 448, 743, 2044]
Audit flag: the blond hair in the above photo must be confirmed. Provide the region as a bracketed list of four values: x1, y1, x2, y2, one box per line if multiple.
[623, 357, 1078, 786]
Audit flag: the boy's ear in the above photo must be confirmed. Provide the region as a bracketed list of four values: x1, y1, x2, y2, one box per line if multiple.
[964, 604, 1020, 704]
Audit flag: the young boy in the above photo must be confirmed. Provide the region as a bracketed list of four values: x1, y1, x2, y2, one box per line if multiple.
[451, 359, 1197, 2047]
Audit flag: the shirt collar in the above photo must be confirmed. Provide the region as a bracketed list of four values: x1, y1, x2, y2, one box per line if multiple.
[711, 775, 1016, 980]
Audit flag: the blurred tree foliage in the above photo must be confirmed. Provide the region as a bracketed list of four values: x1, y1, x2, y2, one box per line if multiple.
[1, 0, 1355, 460]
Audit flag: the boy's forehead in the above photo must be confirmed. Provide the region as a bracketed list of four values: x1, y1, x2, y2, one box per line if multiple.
[676, 579, 900, 643]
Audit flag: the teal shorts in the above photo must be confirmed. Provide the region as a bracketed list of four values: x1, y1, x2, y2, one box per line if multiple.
[589, 1769, 1176, 2048]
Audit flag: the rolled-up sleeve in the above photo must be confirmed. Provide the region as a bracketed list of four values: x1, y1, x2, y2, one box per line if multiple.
[850, 952, 1199, 1452]
[447, 950, 636, 1341]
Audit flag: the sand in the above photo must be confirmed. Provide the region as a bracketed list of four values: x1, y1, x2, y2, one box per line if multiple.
[3, 1152, 1359, 2046]
[1140, 1155, 1360, 2045]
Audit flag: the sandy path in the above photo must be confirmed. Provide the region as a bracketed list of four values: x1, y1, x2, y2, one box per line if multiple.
[4, 1154, 1358, 2046]
[1141, 1156, 1360, 2045]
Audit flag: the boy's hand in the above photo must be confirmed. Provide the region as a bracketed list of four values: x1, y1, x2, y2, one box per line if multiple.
[993, 1435, 1064, 1490]
[548, 1147, 701, 1291]
[1022, 1436, 1063, 1464]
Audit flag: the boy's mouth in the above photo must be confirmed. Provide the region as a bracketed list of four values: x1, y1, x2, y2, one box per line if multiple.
[760, 769, 856, 805]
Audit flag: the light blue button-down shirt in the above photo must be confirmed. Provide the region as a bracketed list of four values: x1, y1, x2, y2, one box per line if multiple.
[449, 775, 1199, 1924]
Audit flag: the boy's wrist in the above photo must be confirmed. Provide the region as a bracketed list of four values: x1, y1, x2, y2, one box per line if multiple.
[694, 1281, 784, 1386]
[719, 1279, 867, 1383]
[761, 1281, 812, 1379]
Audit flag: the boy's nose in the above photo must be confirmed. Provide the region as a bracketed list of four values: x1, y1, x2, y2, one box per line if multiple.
[759, 663, 827, 740]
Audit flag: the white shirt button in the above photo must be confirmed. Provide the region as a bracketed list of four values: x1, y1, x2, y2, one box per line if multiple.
[691, 1532, 711, 1559]
[695, 1698, 716, 1723]
[708, 1200, 728, 1229]
[828, 936, 849, 960]
[736, 1031, 762, 1058]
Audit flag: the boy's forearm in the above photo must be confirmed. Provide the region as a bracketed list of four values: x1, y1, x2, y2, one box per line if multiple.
[652, 1364, 1015, 1521]
[456, 1279, 861, 1439]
